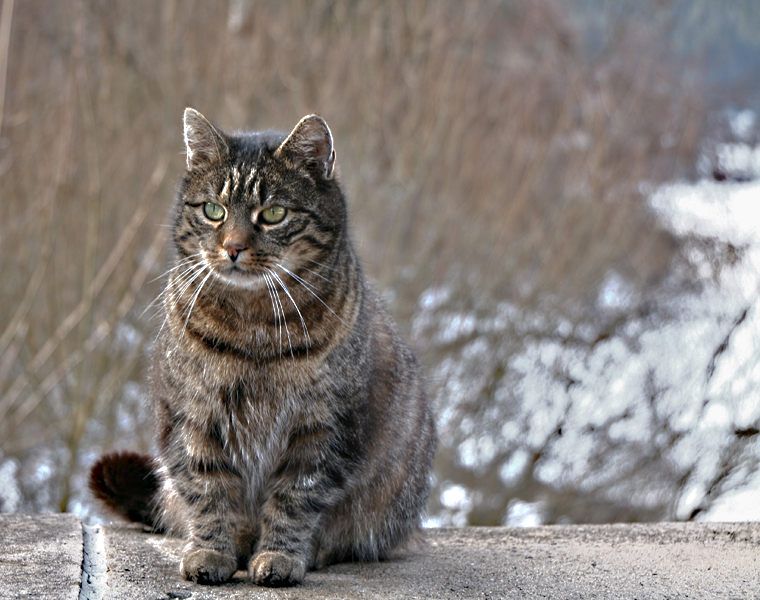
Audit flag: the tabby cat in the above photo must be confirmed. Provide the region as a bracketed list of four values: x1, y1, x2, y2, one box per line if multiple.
[89, 109, 436, 587]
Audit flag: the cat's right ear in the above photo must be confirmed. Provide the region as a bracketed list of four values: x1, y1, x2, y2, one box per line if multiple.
[183, 108, 229, 172]
[275, 115, 336, 181]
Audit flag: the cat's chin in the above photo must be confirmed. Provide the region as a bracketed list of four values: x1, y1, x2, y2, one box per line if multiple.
[216, 269, 268, 290]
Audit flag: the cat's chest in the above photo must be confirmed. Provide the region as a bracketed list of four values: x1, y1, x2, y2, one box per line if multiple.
[221, 391, 292, 478]
[160, 320, 325, 393]
[170, 351, 321, 436]
[165, 278, 302, 359]
[157, 324, 339, 478]
[173, 372, 300, 477]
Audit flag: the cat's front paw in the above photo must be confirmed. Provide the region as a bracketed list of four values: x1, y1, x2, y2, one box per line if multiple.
[180, 547, 237, 584]
[249, 551, 306, 587]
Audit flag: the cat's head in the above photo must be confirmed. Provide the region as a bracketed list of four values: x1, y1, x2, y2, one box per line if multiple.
[173, 108, 345, 290]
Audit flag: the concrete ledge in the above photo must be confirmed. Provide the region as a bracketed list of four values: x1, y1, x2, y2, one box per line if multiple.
[2, 516, 760, 599]
[1, 513, 83, 600]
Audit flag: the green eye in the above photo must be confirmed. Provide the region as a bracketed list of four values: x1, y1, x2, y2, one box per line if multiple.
[260, 205, 287, 224]
[203, 202, 225, 221]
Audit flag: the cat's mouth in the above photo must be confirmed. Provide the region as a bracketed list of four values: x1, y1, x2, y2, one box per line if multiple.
[216, 264, 269, 289]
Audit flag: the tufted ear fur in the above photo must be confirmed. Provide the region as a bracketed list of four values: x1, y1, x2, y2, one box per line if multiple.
[183, 108, 229, 172]
[275, 115, 336, 180]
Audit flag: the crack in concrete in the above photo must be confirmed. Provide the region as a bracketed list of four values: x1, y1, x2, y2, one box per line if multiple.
[78, 523, 106, 600]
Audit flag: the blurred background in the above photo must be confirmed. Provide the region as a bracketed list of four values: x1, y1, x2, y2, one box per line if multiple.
[2, 0, 760, 527]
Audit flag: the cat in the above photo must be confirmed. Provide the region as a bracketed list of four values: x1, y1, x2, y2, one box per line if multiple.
[89, 108, 437, 587]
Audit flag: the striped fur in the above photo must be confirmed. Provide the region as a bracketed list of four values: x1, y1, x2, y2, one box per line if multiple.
[90, 109, 436, 587]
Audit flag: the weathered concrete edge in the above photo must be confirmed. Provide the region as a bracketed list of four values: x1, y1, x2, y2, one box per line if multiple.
[100, 520, 760, 599]
[5, 515, 760, 600]
[78, 522, 106, 600]
[1, 513, 83, 600]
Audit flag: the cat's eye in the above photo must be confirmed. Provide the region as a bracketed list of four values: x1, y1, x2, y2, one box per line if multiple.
[203, 202, 225, 221]
[260, 205, 287, 225]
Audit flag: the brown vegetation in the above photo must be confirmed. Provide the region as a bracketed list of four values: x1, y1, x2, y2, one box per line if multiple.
[0, 1, 703, 516]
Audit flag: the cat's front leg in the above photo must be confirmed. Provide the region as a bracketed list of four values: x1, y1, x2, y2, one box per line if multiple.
[180, 546, 238, 585]
[162, 447, 246, 584]
[177, 486, 244, 584]
[250, 458, 346, 586]
[249, 550, 307, 587]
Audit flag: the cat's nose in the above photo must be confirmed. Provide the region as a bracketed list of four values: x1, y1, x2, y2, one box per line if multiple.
[223, 237, 247, 261]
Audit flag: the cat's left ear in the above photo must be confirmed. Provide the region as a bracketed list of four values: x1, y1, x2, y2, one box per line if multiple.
[183, 108, 229, 172]
[275, 115, 336, 180]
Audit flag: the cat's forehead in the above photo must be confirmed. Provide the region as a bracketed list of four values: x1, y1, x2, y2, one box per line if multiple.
[214, 163, 259, 198]
[206, 133, 279, 184]
[234, 130, 286, 160]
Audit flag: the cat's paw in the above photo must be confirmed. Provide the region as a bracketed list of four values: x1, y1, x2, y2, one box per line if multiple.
[248, 551, 306, 587]
[180, 547, 237, 584]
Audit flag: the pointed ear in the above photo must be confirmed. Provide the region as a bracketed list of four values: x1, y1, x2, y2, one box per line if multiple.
[275, 115, 336, 180]
[183, 108, 229, 171]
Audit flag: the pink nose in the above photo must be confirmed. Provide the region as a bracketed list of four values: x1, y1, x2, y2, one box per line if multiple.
[223, 237, 247, 260]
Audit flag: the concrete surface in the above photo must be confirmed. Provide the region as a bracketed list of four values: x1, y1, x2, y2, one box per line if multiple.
[2, 515, 760, 599]
[0, 513, 83, 600]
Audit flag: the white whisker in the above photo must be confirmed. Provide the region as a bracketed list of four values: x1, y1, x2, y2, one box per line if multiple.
[299, 266, 331, 284]
[182, 269, 214, 334]
[172, 264, 208, 306]
[306, 258, 340, 273]
[275, 264, 346, 326]
[154, 262, 209, 339]
[265, 272, 293, 359]
[267, 268, 310, 354]
[149, 253, 205, 283]
[280, 257, 332, 285]
[141, 255, 206, 319]
[262, 274, 283, 356]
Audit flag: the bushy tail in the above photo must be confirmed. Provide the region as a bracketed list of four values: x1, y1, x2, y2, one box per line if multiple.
[89, 451, 161, 529]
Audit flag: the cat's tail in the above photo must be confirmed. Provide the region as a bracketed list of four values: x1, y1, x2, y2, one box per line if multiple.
[89, 451, 162, 530]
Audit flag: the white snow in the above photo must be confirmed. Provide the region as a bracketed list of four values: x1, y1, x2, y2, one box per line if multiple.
[424, 169, 760, 526]
[0, 459, 21, 513]
[504, 499, 547, 527]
